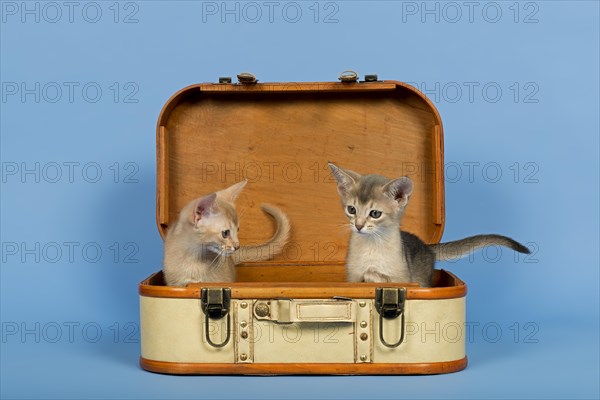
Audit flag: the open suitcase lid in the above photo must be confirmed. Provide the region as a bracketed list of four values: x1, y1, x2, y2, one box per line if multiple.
[156, 78, 444, 267]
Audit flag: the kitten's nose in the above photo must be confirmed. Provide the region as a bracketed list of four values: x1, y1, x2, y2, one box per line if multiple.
[355, 223, 364, 232]
[233, 242, 240, 250]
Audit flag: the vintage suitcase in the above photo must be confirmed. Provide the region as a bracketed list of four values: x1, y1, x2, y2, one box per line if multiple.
[139, 74, 468, 375]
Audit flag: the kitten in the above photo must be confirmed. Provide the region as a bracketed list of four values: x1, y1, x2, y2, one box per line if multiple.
[163, 180, 290, 286]
[328, 162, 530, 287]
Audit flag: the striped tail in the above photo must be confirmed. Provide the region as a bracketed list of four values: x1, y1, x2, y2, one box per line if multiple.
[429, 234, 530, 261]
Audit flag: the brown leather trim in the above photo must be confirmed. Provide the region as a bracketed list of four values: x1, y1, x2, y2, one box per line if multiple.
[140, 356, 467, 375]
[432, 124, 445, 229]
[157, 125, 169, 229]
[198, 81, 399, 93]
[155, 83, 202, 240]
[139, 270, 467, 300]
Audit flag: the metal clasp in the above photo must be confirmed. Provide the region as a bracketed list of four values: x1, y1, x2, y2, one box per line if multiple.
[237, 72, 258, 84]
[201, 288, 231, 348]
[375, 287, 406, 348]
[363, 74, 379, 82]
[338, 70, 358, 83]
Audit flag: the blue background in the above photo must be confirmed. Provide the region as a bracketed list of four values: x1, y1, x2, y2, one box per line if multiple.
[1, 1, 598, 398]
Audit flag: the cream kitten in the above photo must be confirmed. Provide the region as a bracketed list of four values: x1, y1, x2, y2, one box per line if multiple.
[163, 180, 290, 286]
[328, 162, 530, 287]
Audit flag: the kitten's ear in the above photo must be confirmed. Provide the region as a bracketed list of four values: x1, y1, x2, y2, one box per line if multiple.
[193, 193, 217, 225]
[219, 180, 247, 203]
[328, 162, 360, 197]
[383, 177, 413, 207]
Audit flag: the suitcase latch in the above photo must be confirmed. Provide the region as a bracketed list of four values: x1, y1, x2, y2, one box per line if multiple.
[201, 288, 231, 348]
[375, 287, 406, 348]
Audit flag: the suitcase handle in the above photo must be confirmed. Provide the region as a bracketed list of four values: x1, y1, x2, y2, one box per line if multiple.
[253, 299, 356, 324]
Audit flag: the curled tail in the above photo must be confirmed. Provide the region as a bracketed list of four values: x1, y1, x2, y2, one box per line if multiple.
[429, 234, 530, 261]
[236, 204, 291, 264]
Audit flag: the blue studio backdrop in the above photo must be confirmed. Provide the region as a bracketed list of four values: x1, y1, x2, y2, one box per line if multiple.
[1, 1, 598, 399]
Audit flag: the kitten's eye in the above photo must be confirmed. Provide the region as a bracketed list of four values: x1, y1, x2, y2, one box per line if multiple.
[221, 230, 230, 238]
[347, 206, 356, 215]
[369, 210, 382, 219]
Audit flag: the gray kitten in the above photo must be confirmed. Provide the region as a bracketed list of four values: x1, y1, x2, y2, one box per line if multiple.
[328, 162, 530, 287]
[163, 180, 290, 286]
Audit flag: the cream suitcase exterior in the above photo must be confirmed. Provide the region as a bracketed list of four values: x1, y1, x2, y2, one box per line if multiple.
[140, 76, 467, 374]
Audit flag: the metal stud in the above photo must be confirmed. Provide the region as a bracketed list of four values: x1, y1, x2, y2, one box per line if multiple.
[240, 302, 248, 309]
[240, 353, 248, 361]
[360, 321, 367, 328]
[360, 333, 368, 341]
[240, 321, 247, 328]
[240, 331, 248, 339]
[359, 301, 366, 308]
[254, 302, 270, 318]
[360, 355, 367, 362]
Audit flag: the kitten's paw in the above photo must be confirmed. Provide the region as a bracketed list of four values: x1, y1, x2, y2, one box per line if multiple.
[363, 270, 391, 283]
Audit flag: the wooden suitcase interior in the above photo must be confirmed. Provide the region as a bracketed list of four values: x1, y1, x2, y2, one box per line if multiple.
[156, 81, 444, 275]
[141, 80, 467, 375]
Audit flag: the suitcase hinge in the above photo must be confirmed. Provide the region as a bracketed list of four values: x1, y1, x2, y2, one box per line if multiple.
[201, 288, 231, 348]
[375, 287, 406, 348]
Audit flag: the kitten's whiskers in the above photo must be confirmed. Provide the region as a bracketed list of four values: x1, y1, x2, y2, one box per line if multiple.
[205, 251, 223, 269]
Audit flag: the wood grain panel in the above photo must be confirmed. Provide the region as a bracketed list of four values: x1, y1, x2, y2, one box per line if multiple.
[156, 81, 444, 263]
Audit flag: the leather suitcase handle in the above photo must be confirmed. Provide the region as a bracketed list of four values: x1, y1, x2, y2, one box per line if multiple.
[254, 299, 356, 323]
